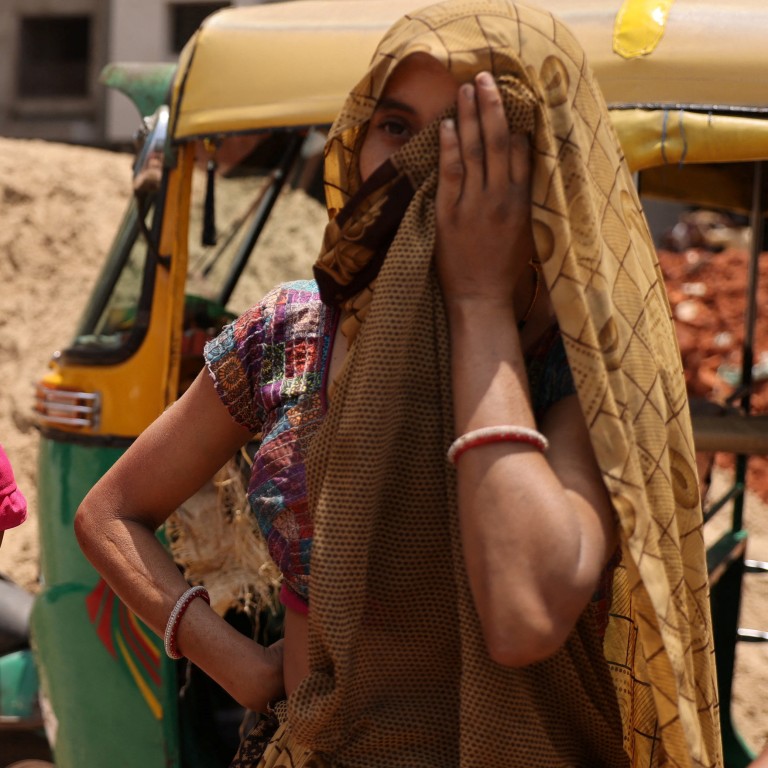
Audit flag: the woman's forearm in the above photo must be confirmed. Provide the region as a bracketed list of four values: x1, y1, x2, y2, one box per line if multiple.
[74, 371, 284, 710]
[448, 298, 535, 432]
[76, 505, 191, 635]
[76, 506, 282, 711]
[447, 299, 612, 666]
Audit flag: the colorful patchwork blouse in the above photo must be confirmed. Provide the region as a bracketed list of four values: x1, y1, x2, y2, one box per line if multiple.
[205, 280, 577, 611]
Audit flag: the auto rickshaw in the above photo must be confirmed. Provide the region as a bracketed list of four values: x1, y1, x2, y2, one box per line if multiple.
[27, 1, 768, 766]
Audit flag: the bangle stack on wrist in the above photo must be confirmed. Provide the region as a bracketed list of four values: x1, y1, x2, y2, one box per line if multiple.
[164, 585, 210, 660]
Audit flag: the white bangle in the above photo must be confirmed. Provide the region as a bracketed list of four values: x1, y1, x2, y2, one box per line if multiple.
[447, 425, 549, 464]
[163, 585, 210, 660]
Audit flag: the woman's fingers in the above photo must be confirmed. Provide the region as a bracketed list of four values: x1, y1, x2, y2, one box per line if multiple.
[436, 71, 536, 304]
[437, 71, 532, 214]
[456, 82, 485, 194]
[454, 72, 530, 194]
[473, 72, 511, 191]
[437, 117, 463, 210]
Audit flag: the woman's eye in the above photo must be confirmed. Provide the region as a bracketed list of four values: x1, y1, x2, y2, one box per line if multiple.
[374, 115, 413, 139]
[382, 120, 408, 136]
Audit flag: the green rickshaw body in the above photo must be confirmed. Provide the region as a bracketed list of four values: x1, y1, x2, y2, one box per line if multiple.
[33, 439, 178, 768]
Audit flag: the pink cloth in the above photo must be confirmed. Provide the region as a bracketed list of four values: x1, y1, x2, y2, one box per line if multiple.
[0, 444, 27, 531]
[279, 582, 309, 616]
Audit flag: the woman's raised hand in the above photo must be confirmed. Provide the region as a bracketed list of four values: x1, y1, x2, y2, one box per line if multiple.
[435, 72, 535, 311]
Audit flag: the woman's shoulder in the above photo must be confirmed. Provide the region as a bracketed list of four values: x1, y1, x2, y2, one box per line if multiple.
[250, 279, 324, 318]
[203, 279, 332, 430]
[261, 279, 324, 307]
[232, 279, 332, 341]
[205, 280, 329, 362]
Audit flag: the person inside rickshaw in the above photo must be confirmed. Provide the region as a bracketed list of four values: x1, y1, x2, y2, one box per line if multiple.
[75, 1, 724, 766]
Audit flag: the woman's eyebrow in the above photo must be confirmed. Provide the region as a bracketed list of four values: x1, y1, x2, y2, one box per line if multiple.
[374, 97, 417, 114]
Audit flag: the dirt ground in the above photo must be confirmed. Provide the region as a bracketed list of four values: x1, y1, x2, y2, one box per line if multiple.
[0, 137, 767, 755]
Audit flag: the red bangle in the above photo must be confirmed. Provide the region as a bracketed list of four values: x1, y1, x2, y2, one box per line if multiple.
[447, 425, 549, 464]
[164, 585, 210, 660]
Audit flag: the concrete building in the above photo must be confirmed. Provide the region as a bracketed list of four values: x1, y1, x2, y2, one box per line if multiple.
[0, 0, 261, 147]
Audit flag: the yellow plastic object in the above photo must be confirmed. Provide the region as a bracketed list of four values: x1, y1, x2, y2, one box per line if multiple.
[611, 109, 768, 173]
[561, 0, 768, 110]
[613, 0, 673, 59]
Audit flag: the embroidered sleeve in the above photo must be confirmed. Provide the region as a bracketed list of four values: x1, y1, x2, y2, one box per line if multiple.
[204, 288, 283, 433]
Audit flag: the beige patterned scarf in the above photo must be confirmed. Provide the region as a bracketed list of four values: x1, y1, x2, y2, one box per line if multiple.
[293, 2, 723, 766]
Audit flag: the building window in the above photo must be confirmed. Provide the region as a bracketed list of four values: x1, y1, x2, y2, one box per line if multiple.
[170, 3, 230, 53]
[17, 16, 91, 98]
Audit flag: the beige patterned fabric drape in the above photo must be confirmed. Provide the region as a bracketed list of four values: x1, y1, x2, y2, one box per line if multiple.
[293, 2, 723, 766]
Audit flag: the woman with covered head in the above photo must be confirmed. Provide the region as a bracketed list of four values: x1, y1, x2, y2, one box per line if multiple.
[75, 1, 723, 766]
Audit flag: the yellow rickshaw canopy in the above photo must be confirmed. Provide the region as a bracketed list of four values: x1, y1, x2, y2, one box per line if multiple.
[169, 0, 768, 174]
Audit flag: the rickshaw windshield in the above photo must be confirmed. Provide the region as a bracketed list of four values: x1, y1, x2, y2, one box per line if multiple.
[63, 121, 327, 370]
[70, 198, 156, 354]
[183, 129, 327, 317]
[66, 106, 169, 361]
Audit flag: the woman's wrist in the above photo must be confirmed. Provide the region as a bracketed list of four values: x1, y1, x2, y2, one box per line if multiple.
[174, 599, 283, 710]
[164, 585, 210, 659]
[444, 295, 517, 329]
[446, 289, 537, 436]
